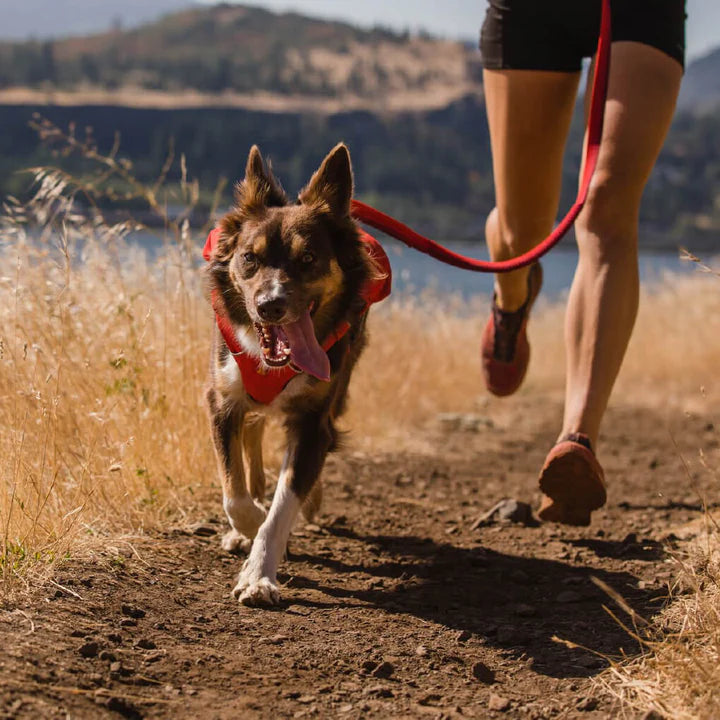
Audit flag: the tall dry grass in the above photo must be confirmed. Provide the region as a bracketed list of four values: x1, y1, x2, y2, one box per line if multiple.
[596, 517, 720, 720]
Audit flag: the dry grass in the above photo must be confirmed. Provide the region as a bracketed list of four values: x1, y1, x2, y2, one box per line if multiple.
[595, 516, 720, 720]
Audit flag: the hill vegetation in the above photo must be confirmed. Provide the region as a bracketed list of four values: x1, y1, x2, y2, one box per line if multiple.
[0, 4, 718, 248]
[0, 4, 480, 106]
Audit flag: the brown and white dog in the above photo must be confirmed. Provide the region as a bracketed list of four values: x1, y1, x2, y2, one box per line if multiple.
[204, 143, 390, 606]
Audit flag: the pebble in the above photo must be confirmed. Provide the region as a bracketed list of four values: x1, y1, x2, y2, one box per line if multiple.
[98, 650, 116, 662]
[191, 524, 217, 537]
[119, 618, 137, 628]
[135, 638, 157, 650]
[78, 642, 99, 658]
[121, 604, 146, 619]
[372, 661, 395, 679]
[488, 694, 511, 712]
[456, 630, 471, 643]
[472, 499, 536, 529]
[471, 662, 495, 684]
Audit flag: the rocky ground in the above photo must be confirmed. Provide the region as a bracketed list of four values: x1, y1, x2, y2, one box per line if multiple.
[1, 395, 715, 719]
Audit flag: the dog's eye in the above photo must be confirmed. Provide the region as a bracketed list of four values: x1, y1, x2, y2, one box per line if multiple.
[301, 252, 316, 265]
[243, 252, 257, 264]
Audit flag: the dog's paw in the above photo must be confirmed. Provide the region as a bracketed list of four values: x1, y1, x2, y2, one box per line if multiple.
[221, 529, 252, 555]
[232, 576, 281, 607]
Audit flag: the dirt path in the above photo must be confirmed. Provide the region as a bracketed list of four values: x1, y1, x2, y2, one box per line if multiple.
[1, 396, 715, 719]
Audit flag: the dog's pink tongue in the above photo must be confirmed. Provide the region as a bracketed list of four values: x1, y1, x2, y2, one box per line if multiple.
[282, 310, 330, 381]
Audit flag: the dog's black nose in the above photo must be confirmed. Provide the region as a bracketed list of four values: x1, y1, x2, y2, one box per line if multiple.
[256, 294, 288, 323]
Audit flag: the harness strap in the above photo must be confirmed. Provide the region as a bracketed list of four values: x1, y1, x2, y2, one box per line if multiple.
[350, 0, 612, 273]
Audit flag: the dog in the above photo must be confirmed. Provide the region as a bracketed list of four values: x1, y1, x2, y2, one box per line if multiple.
[204, 143, 390, 606]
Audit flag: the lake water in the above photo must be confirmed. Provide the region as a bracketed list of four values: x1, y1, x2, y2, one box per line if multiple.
[382, 238, 697, 299]
[131, 231, 700, 301]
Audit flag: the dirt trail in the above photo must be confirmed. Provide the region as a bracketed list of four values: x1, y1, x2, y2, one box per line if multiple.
[1, 395, 715, 719]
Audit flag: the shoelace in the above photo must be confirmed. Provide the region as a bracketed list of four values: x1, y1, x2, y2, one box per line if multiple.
[491, 300, 527, 362]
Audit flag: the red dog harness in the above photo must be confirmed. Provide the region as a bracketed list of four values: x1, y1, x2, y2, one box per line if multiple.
[203, 228, 392, 404]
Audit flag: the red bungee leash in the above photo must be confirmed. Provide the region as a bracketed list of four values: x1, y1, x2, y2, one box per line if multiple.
[350, 0, 612, 274]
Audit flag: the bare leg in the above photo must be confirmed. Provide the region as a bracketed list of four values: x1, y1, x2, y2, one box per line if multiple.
[562, 42, 683, 448]
[483, 69, 580, 310]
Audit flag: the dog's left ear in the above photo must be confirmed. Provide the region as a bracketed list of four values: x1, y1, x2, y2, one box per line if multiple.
[299, 143, 353, 218]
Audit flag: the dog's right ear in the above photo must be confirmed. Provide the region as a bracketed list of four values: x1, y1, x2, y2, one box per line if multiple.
[235, 145, 287, 216]
[217, 145, 287, 259]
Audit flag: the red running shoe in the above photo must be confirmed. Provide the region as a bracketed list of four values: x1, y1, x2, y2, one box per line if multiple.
[537, 433, 607, 527]
[481, 262, 543, 397]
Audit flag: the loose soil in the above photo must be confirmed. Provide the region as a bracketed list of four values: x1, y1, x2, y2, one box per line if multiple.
[1, 394, 716, 719]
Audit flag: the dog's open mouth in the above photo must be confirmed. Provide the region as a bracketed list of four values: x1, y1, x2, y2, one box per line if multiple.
[253, 308, 330, 382]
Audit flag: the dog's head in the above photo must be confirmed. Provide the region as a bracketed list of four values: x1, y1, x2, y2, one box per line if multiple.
[208, 143, 372, 381]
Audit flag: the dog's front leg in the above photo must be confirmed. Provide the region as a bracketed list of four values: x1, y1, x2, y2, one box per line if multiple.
[206, 388, 266, 553]
[233, 412, 333, 607]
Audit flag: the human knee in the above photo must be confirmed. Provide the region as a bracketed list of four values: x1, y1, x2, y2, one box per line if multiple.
[576, 174, 641, 263]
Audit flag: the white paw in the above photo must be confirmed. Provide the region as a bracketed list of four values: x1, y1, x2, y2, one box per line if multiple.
[224, 496, 266, 539]
[232, 576, 281, 607]
[221, 529, 252, 555]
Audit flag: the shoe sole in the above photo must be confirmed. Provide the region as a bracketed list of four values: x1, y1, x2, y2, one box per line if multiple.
[537, 441, 606, 527]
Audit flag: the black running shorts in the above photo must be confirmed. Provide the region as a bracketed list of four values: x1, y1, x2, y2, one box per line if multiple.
[480, 0, 686, 71]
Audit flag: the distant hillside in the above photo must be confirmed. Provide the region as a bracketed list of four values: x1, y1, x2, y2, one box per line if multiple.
[0, 4, 481, 111]
[678, 47, 720, 112]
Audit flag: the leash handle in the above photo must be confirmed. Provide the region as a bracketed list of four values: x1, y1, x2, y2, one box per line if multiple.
[351, 0, 612, 274]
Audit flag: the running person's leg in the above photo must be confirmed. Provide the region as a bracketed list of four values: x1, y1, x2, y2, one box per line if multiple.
[481, 70, 579, 395]
[539, 41, 683, 523]
[484, 70, 580, 310]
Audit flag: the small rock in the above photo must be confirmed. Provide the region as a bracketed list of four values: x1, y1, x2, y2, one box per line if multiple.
[557, 590, 583, 603]
[70, 629, 86, 638]
[363, 684, 393, 698]
[135, 638, 156, 650]
[372, 661, 395, 679]
[488, 694, 511, 712]
[121, 604, 146, 619]
[297, 695, 316, 704]
[109, 661, 123, 674]
[119, 618, 137, 628]
[415, 645, 428, 656]
[78, 642, 99, 658]
[471, 499, 536, 529]
[418, 693, 443, 706]
[471, 662, 495, 684]
[191, 524, 217, 537]
[98, 650, 116, 662]
[361, 660, 378, 674]
[107, 633, 122, 643]
[456, 630, 471, 643]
